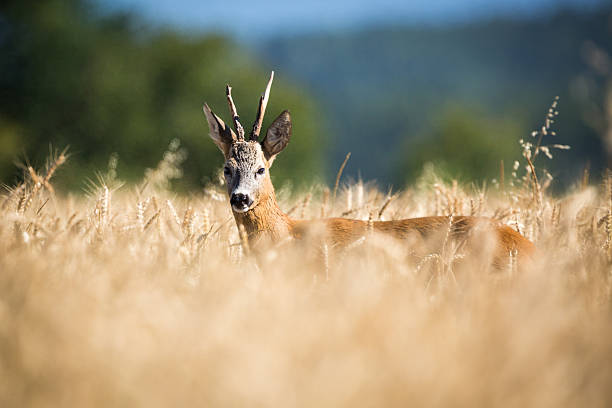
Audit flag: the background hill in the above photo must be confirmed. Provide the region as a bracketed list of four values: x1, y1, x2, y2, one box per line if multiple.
[1, 1, 611, 191]
[261, 8, 612, 187]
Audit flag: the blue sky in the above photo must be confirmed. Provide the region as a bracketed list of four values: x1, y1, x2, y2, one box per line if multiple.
[98, 0, 605, 38]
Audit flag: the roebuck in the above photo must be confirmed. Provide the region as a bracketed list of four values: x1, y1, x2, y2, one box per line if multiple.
[203, 72, 534, 268]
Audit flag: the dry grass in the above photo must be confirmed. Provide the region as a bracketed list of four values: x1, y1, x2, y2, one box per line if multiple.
[1, 141, 612, 407]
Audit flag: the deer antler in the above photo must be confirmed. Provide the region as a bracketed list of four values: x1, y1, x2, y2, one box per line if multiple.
[250, 71, 275, 141]
[226, 84, 245, 140]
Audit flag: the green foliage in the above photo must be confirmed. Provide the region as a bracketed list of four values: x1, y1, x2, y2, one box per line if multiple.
[397, 106, 521, 185]
[0, 0, 325, 191]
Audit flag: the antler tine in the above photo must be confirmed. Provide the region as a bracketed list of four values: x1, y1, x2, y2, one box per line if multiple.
[226, 84, 245, 140]
[250, 71, 275, 141]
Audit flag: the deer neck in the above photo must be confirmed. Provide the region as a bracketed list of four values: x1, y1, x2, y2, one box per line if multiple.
[232, 182, 292, 244]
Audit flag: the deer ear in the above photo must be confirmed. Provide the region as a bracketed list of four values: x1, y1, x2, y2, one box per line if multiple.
[203, 103, 236, 158]
[261, 110, 291, 165]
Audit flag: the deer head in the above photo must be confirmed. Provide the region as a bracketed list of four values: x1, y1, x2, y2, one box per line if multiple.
[203, 72, 292, 214]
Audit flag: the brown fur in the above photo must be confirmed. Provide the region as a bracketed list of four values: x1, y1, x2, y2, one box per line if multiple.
[232, 177, 292, 245]
[234, 183, 534, 268]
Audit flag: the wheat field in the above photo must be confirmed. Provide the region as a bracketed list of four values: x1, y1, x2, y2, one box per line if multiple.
[1, 139, 611, 407]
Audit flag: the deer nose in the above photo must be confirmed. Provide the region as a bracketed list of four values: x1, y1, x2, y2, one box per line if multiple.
[230, 193, 253, 211]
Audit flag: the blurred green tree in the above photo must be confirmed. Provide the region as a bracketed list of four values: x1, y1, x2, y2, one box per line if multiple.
[0, 0, 325, 191]
[396, 106, 521, 185]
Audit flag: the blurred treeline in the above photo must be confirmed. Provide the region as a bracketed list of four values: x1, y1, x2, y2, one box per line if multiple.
[263, 7, 612, 187]
[2, 1, 612, 193]
[0, 0, 326, 191]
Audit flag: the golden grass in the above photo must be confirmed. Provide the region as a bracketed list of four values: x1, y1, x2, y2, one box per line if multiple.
[1, 145, 612, 407]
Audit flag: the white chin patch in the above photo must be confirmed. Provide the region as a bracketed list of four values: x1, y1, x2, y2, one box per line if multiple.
[232, 204, 250, 213]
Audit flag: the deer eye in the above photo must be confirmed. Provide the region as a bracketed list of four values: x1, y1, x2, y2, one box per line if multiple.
[223, 166, 231, 176]
[256, 167, 265, 176]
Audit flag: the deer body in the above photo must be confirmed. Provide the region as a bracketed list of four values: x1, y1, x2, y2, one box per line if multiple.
[203, 72, 534, 267]
[230, 180, 533, 266]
